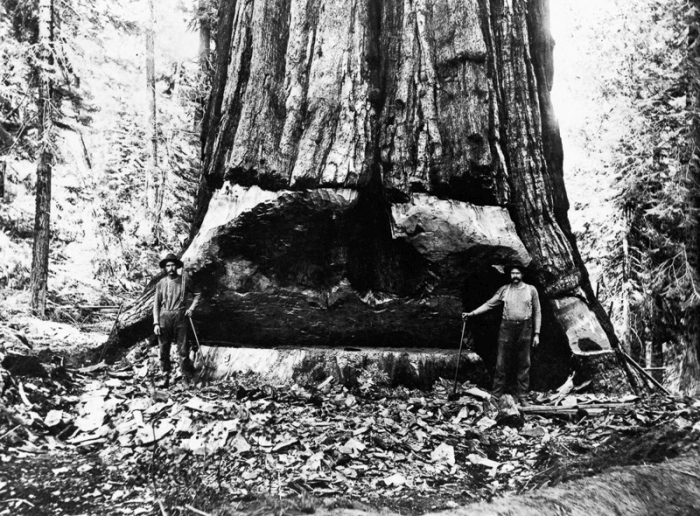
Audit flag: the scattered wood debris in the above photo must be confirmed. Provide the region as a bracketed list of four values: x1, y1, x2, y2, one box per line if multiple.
[1, 347, 700, 514]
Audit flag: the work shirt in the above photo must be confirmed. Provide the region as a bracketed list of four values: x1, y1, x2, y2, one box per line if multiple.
[153, 274, 201, 324]
[475, 283, 541, 334]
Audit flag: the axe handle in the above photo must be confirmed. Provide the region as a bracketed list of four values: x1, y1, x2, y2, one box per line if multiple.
[452, 321, 468, 394]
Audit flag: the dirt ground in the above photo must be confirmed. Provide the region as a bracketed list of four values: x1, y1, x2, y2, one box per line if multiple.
[2, 304, 700, 515]
[318, 453, 700, 516]
[3, 425, 698, 516]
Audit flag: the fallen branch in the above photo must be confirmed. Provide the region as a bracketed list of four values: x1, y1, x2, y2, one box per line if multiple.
[618, 350, 673, 396]
[521, 402, 635, 418]
[521, 407, 604, 418]
[157, 499, 169, 516]
[572, 402, 635, 409]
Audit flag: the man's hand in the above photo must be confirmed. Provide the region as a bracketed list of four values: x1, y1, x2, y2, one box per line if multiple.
[185, 308, 194, 318]
[154, 324, 161, 336]
[461, 312, 471, 321]
[533, 334, 540, 348]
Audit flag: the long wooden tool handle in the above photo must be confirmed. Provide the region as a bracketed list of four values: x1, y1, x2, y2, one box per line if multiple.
[452, 321, 468, 395]
[188, 316, 202, 351]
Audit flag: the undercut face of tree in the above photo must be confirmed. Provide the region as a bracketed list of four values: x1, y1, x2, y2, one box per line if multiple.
[116, 0, 627, 391]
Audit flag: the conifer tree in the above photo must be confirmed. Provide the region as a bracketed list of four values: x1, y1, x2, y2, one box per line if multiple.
[141, 0, 159, 242]
[29, 0, 54, 316]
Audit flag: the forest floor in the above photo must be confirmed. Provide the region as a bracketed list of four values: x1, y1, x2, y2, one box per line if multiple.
[2, 296, 700, 516]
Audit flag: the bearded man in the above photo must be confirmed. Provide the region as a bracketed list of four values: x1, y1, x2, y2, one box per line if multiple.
[153, 253, 201, 387]
[462, 263, 541, 406]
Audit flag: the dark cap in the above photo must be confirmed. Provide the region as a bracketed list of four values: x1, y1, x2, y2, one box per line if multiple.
[504, 261, 525, 275]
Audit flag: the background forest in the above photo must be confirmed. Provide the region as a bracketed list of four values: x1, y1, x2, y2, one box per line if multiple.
[3, 1, 700, 515]
[0, 0, 205, 292]
[0, 0, 698, 393]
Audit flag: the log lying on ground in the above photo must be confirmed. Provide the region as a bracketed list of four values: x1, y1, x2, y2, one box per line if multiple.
[320, 453, 700, 516]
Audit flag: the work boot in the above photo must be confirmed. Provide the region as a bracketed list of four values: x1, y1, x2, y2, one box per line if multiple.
[180, 357, 195, 387]
[157, 374, 170, 389]
[181, 356, 195, 375]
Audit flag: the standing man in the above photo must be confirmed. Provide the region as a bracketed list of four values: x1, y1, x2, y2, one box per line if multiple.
[462, 263, 541, 406]
[153, 253, 201, 388]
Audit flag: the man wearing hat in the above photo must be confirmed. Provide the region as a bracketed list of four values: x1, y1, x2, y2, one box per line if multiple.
[153, 253, 201, 387]
[462, 263, 541, 406]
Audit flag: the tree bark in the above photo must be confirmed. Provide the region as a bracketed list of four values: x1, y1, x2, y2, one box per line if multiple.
[666, 1, 700, 395]
[112, 0, 627, 391]
[0, 160, 5, 199]
[29, 0, 54, 317]
[142, 0, 159, 240]
[198, 2, 211, 72]
[189, 0, 236, 243]
[194, 0, 211, 129]
[198, 3, 210, 72]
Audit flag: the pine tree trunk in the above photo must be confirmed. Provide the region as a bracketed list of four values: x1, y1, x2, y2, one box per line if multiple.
[198, 2, 210, 73]
[194, 0, 211, 128]
[666, 1, 700, 395]
[112, 0, 628, 391]
[29, 0, 54, 317]
[143, 0, 158, 240]
[189, 0, 236, 241]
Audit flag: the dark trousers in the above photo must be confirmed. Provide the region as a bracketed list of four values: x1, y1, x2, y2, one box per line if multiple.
[493, 319, 532, 397]
[158, 311, 193, 376]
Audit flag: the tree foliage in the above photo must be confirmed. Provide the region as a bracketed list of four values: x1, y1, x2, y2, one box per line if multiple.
[0, 0, 207, 300]
[610, 0, 700, 392]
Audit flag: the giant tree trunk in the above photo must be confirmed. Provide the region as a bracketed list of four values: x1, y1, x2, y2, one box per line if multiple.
[113, 0, 627, 391]
[29, 0, 54, 317]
